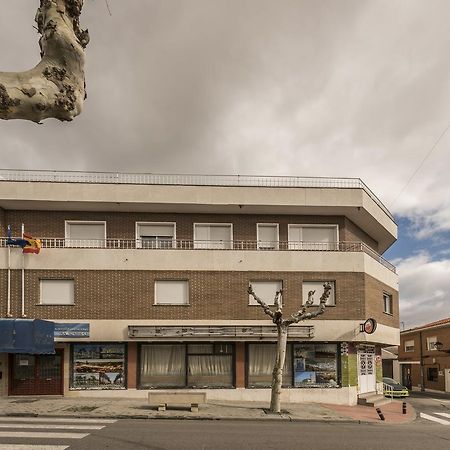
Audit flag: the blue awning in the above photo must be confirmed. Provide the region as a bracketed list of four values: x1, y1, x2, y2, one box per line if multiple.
[0, 319, 55, 354]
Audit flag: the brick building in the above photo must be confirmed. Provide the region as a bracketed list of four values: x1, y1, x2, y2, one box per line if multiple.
[398, 318, 450, 393]
[0, 170, 399, 405]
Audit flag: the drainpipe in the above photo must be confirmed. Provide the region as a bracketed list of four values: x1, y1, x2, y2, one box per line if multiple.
[6, 246, 12, 317]
[419, 330, 425, 392]
[21, 223, 26, 318]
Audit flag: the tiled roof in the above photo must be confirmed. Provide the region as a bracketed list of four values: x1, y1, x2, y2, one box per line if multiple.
[402, 317, 450, 333]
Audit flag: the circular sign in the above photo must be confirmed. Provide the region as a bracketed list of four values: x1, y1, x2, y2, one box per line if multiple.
[363, 318, 377, 334]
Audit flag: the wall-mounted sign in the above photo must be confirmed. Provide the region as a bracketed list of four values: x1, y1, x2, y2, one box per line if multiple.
[360, 318, 377, 334]
[54, 323, 89, 338]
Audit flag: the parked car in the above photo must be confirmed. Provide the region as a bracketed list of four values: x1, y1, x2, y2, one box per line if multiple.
[383, 377, 409, 397]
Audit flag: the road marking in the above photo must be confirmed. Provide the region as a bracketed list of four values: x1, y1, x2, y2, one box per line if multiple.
[0, 446, 68, 450]
[0, 431, 89, 439]
[0, 423, 105, 430]
[0, 417, 116, 424]
[420, 413, 450, 425]
[435, 412, 450, 419]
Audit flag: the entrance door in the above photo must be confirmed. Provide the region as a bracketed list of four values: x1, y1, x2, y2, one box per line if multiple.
[9, 351, 63, 396]
[358, 345, 376, 394]
[445, 369, 450, 393]
[402, 364, 412, 389]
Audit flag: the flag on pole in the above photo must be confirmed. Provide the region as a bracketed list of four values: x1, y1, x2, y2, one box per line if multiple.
[6, 225, 41, 254]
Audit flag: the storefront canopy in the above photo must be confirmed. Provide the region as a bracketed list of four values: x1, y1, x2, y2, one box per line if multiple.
[0, 319, 55, 354]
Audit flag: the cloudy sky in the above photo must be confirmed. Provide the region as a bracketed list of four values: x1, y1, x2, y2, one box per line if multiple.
[1, 0, 449, 328]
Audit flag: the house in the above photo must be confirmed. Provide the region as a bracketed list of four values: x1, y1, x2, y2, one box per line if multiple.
[0, 170, 399, 405]
[398, 318, 450, 393]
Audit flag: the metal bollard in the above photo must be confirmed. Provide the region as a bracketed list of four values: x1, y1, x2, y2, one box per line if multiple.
[402, 402, 407, 414]
[376, 407, 385, 421]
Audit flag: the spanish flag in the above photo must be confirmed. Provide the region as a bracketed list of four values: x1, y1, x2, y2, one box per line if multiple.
[6, 226, 41, 254]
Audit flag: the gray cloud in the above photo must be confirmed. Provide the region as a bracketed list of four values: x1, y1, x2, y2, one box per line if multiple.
[1, 1, 450, 327]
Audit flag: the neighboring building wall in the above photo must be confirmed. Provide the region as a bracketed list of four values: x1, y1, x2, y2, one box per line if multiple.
[343, 218, 379, 252]
[399, 324, 450, 392]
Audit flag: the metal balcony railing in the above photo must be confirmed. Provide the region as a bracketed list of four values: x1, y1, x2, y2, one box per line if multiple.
[0, 169, 394, 221]
[0, 238, 396, 273]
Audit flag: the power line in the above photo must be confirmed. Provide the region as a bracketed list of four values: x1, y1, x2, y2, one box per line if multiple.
[390, 121, 450, 208]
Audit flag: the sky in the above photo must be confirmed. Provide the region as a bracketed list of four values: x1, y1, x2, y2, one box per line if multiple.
[1, 0, 449, 329]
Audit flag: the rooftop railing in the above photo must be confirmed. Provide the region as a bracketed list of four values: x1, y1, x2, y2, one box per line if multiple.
[0, 169, 394, 221]
[0, 238, 396, 273]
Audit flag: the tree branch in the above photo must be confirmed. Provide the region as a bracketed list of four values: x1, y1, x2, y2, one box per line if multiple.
[0, 0, 89, 123]
[248, 285, 275, 319]
[285, 282, 332, 325]
[274, 289, 282, 314]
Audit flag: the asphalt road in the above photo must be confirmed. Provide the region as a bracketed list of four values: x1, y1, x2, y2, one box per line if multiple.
[406, 390, 450, 425]
[1, 419, 450, 450]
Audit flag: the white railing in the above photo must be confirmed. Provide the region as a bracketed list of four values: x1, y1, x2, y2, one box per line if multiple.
[383, 382, 395, 401]
[0, 169, 394, 221]
[0, 238, 396, 272]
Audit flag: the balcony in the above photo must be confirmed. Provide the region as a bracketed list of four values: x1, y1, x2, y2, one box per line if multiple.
[0, 238, 396, 273]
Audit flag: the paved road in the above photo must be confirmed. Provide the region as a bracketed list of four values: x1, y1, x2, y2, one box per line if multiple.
[1, 418, 450, 450]
[406, 391, 450, 426]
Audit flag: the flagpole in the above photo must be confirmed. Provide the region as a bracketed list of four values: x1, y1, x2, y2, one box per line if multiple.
[21, 223, 26, 318]
[7, 245, 12, 317]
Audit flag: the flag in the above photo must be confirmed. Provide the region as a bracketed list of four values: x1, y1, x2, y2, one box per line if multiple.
[6, 225, 41, 254]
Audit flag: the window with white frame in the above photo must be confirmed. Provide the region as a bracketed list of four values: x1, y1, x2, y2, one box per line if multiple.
[249, 281, 282, 306]
[194, 224, 232, 249]
[65, 221, 106, 248]
[427, 336, 438, 351]
[257, 224, 279, 250]
[154, 280, 189, 305]
[136, 222, 175, 249]
[288, 224, 338, 250]
[302, 281, 336, 306]
[404, 340, 414, 352]
[383, 292, 393, 314]
[40, 279, 74, 305]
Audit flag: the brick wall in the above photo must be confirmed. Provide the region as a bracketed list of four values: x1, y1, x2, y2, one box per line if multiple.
[1, 269, 397, 326]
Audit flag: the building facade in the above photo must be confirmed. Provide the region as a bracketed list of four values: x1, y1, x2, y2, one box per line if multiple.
[0, 170, 399, 405]
[398, 318, 450, 393]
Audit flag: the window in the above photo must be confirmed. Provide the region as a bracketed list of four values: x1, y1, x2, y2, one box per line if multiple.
[427, 367, 438, 382]
[302, 281, 336, 306]
[427, 336, 438, 351]
[154, 280, 189, 305]
[40, 279, 74, 305]
[383, 293, 393, 314]
[136, 222, 175, 249]
[404, 340, 414, 352]
[194, 224, 232, 249]
[257, 224, 279, 250]
[65, 221, 106, 248]
[288, 224, 338, 250]
[71, 344, 126, 390]
[249, 280, 282, 306]
[247, 343, 293, 387]
[140, 343, 234, 388]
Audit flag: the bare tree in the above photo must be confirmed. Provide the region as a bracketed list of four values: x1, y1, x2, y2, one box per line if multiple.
[248, 282, 331, 413]
[0, 0, 89, 123]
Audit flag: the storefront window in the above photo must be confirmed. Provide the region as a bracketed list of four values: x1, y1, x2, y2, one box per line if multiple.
[71, 344, 126, 390]
[247, 343, 293, 388]
[139, 343, 234, 388]
[140, 344, 186, 388]
[187, 343, 233, 388]
[293, 343, 338, 387]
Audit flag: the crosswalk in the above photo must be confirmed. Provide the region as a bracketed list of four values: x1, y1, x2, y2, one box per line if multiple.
[0, 416, 116, 449]
[420, 412, 450, 425]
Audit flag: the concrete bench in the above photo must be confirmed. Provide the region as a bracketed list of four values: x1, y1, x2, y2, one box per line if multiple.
[148, 392, 207, 412]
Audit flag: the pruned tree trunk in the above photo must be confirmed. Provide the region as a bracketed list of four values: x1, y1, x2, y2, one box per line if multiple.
[248, 282, 332, 413]
[0, 0, 89, 123]
[270, 324, 288, 413]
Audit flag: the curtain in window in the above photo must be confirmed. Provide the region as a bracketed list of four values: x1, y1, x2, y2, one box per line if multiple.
[188, 355, 233, 387]
[140, 344, 185, 387]
[247, 344, 292, 387]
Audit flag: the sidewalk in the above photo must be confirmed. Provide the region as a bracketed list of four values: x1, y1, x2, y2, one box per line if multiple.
[0, 396, 416, 424]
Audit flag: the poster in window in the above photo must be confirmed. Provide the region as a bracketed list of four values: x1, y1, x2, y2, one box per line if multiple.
[71, 344, 125, 390]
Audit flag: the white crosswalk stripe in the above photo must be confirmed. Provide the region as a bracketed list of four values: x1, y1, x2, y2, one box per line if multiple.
[420, 412, 450, 425]
[0, 416, 116, 449]
[435, 412, 450, 419]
